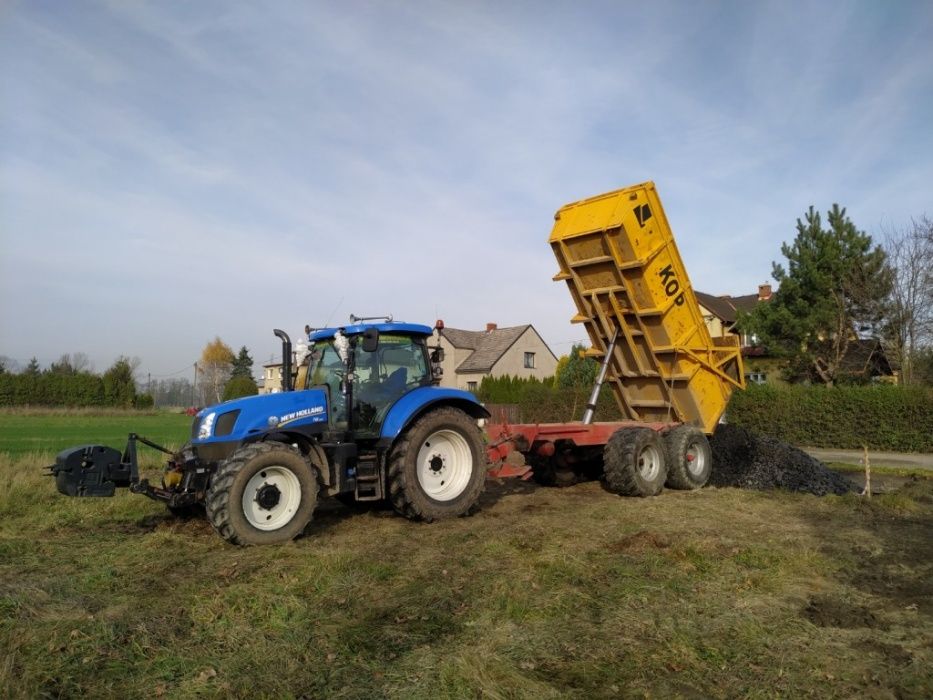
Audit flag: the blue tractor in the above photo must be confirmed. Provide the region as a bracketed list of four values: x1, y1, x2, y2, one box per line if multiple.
[49, 318, 491, 545]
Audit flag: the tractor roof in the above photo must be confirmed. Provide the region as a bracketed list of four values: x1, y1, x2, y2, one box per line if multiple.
[307, 322, 433, 342]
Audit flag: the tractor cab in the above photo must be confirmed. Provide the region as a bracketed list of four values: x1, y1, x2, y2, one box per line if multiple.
[302, 319, 441, 437]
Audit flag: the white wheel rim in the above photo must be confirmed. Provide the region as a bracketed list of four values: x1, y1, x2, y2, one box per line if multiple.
[416, 429, 473, 502]
[637, 444, 662, 482]
[242, 465, 302, 531]
[685, 440, 707, 478]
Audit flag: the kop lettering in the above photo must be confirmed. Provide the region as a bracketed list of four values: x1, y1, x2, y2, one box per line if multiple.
[658, 264, 686, 306]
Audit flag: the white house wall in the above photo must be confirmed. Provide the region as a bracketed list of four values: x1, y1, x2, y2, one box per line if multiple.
[489, 328, 558, 379]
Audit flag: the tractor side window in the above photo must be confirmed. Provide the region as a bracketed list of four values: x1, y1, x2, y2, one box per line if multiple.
[354, 335, 430, 431]
[370, 336, 429, 388]
[307, 341, 348, 423]
[308, 342, 343, 388]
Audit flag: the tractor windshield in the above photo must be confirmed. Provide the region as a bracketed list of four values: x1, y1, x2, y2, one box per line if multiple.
[306, 333, 430, 431]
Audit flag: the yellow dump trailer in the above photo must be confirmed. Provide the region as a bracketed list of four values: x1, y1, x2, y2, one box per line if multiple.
[487, 182, 745, 497]
[549, 181, 744, 434]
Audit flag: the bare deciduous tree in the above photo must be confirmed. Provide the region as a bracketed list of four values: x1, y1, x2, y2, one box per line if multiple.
[882, 216, 933, 384]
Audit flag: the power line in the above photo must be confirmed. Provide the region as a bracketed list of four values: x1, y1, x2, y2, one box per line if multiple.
[147, 363, 197, 379]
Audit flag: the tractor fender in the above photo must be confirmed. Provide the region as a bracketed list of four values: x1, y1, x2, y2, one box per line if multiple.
[380, 387, 490, 442]
[246, 430, 331, 487]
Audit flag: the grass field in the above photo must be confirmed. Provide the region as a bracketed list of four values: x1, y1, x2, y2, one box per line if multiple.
[0, 409, 191, 457]
[1, 413, 931, 698]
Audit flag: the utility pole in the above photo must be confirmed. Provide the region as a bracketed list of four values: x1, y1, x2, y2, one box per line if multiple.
[192, 362, 198, 406]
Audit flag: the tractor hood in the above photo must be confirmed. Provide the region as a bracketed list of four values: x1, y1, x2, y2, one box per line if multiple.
[192, 389, 329, 445]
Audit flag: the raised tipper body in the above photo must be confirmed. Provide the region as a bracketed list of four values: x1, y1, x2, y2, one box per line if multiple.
[550, 181, 744, 434]
[489, 182, 745, 495]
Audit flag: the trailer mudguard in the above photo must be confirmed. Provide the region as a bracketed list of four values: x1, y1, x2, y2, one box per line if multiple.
[379, 387, 490, 441]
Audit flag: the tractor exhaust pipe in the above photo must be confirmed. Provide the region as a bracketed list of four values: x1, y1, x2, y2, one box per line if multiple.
[582, 328, 619, 425]
[274, 329, 292, 392]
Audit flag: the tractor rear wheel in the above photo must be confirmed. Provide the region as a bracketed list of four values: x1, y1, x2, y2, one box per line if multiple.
[206, 442, 318, 545]
[663, 425, 712, 490]
[387, 407, 485, 521]
[603, 427, 667, 497]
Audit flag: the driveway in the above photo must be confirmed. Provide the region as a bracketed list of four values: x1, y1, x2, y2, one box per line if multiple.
[802, 447, 933, 471]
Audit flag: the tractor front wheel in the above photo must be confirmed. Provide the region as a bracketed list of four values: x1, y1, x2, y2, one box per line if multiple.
[206, 442, 318, 545]
[388, 408, 485, 521]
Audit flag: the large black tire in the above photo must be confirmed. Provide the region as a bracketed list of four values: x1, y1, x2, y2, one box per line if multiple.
[603, 427, 667, 497]
[663, 425, 712, 490]
[205, 442, 318, 546]
[387, 407, 486, 522]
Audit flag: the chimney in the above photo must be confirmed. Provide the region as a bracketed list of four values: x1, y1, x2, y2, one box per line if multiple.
[486, 322, 498, 332]
[758, 283, 772, 301]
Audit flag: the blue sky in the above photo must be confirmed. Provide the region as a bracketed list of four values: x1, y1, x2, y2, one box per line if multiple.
[2, 0, 931, 379]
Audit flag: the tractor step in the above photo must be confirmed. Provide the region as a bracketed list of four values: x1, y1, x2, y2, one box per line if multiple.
[354, 454, 383, 501]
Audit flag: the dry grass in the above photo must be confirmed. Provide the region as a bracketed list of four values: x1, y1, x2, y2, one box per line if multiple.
[1, 451, 931, 699]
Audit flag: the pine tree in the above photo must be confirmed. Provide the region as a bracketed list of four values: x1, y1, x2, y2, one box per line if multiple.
[231, 346, 254, 379]
[742, 204, 892, 385]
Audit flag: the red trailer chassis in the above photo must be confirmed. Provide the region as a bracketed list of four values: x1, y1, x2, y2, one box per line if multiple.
[485, 420, 679, 480]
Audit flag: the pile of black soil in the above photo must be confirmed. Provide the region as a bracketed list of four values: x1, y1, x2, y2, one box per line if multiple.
[710, 424, 854, 496]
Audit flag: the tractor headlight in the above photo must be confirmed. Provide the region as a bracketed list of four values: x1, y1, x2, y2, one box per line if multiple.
[198, 412, 216, 439]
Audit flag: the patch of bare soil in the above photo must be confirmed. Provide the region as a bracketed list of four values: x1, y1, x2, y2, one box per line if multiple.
[848, 518, 933, 615]
[477, 477, 540, 509]
[802, 595, 885, 629]
[853, 639, 913, 667]
[608, 530, 672, 553]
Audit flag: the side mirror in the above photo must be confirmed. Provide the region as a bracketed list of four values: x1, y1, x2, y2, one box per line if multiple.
[431, 347, 445, 363]
[361, 328, 379, 353]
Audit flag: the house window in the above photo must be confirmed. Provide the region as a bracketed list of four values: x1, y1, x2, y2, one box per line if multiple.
[467, 381, 478, 392]
[524, 352, 535, 369]
[745, 371, 767, 385]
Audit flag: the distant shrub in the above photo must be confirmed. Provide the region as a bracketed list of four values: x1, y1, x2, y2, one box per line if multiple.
[223, 376, 259, 401]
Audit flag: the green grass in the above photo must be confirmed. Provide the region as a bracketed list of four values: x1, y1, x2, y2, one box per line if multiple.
[827, 461, 933, 478]
[1, 412, 931, 697]
[0, 409, 191, 456]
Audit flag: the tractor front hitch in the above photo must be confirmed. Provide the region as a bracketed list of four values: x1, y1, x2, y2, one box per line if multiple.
[47, 433, 177, 498]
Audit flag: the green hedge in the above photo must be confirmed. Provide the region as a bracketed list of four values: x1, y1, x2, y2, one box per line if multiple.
[727, 383, 933, 452]
[477, 375, 623, 423]
[0, 371, 138, 408]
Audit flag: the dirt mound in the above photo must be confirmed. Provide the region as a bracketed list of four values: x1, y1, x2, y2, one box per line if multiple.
[710, 424, 854, 496]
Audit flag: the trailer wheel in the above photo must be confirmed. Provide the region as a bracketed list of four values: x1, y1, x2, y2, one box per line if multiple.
[387, 407, 485, 522]
[663, 426, 712, 490]
[603, 427, 667, 497]
[205, 442, 318, 546]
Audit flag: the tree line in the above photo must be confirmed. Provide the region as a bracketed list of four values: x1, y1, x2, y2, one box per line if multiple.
[0, 339, 261, 409]
[0, 355, 143, 408]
